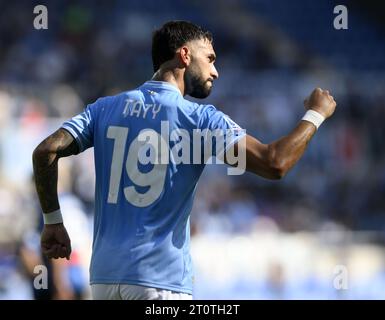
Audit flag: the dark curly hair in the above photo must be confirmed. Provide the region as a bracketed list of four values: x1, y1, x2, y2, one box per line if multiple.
[152, 20, 213, 72]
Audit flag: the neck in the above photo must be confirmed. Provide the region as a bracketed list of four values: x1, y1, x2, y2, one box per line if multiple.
[151, 68, 186, 96]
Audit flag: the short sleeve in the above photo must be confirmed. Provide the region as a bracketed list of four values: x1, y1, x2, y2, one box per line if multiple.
[197, 104, 246, 158]
[61, 98, 101, 152]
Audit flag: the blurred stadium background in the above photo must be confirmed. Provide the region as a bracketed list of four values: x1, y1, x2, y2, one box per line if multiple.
[1, 0, 385, 299]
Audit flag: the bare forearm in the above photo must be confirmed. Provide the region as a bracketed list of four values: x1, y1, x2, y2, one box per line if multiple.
[268, 121, 316, 176]
[32, 150, 60, 213]
[32, 129, 78, 213]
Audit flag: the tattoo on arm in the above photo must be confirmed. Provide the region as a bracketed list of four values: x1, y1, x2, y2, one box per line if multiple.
[32, 129, 79, 213]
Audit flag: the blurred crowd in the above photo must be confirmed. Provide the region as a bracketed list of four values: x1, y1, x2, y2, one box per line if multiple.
[0, 0, 384, 299]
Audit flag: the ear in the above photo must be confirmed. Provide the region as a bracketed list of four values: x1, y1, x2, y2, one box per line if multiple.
[177, 46, 191, 67]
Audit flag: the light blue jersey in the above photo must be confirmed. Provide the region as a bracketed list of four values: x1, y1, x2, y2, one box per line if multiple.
[61, 81, 245, 294]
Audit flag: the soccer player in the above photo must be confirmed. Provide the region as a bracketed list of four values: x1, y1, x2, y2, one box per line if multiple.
[32, 21, 336, 300]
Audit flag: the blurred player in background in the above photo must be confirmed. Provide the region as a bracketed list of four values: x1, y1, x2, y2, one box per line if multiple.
[32, 21, 336, 300]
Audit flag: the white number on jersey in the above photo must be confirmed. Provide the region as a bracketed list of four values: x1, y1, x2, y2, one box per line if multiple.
[106, 126, 167, 207]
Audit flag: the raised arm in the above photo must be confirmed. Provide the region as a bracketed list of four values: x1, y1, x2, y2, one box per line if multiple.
[233, 88, 336, 179]
[32, 128, 79, 260]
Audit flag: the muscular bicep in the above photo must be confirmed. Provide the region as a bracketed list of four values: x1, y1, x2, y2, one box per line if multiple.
[226, 134, 281, 180]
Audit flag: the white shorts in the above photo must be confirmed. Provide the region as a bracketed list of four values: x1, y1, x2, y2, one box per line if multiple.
[91, 284, 192, 300]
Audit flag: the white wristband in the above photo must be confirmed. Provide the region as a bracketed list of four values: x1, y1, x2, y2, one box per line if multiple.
[43, 209, 63, 225]
[302, 110, 325, 129]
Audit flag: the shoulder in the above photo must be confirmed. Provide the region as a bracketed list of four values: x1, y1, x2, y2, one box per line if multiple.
[197, 104, 220, 116]
[87, 91, 131, 113]
[194, 103, 243, 131]
[175, 99, 221, 126]
[93, 92, 126, 106]
[194, 103, 225, 127]
[174, 99, 227, 129]
[180, 100, 221, 118]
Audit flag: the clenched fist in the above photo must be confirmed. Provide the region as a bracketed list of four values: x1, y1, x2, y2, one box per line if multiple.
[304, 88, 337, 119]
[41, 223, 72, 260]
